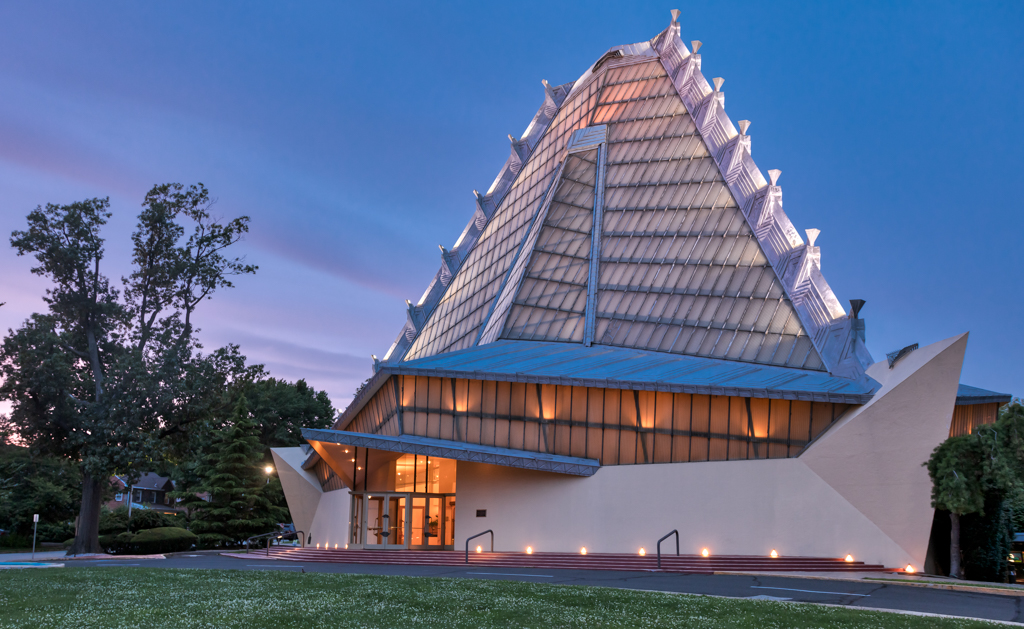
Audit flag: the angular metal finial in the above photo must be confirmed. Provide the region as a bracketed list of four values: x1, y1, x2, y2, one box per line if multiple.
[691, 40, 702, 54]
[805, 228, 820, 247]
[738, 120, 751, 135]
[713, 77, 724, 92]
[439, 244, 446, 253]
[508, 134, 517, 144]
[541, 79, 550, 88]
[406, 299, 412, 306]
[670, 9, 680, 23]
[768, 169, 781, 186]
[849, 299, 866, 319]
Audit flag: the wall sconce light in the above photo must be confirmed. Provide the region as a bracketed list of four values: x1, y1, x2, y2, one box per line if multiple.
[701, 548, 710, 558]
[580, 547, 587, 555]
[526, 546, 533, 554]
[905, 564, 915, 573]
[770, 549, 778, 558]
[476, 545, 482, 553]
[845, 554, 854, 562]
[639, 548, 646, 556]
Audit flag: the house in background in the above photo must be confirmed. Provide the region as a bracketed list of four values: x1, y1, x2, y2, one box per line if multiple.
[107, 473, 182, 516]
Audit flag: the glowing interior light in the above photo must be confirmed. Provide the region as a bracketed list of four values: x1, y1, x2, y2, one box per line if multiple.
[905, 564, 916, 573]
[526, 546, 533, 554]
[845, 554, 854, 562]
[580, 547, 587, 555]
[639, 548, 646, 556]
[345, 544, 349, 549]
[701, 548, 710, 558]
[770, 549, 778, 558]
[357, 467, 362, 470]
[351, 458, 356, 462]
[476, 546, 482, 553]
[344, 449, 349, 453]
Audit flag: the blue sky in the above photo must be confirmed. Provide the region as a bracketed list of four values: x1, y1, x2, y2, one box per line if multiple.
[0, 1, 1021, 409]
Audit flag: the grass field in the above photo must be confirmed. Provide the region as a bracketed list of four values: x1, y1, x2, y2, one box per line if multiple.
[0, 568, 1004, 628]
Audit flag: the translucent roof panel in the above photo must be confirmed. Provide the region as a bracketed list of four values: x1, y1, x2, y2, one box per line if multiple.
[590, 63, 824, 370]
[403, 77, 604, 361]
[501, 148, 598, 342]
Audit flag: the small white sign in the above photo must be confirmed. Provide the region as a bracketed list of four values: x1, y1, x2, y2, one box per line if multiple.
[33, 514, 39, 522]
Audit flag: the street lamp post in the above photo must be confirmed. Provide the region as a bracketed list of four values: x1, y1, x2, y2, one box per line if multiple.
[265, 465, 274, 484]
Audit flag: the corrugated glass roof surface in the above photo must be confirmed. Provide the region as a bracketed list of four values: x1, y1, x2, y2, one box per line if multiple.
[395, 340, 874, 403]
[404, 80, 603, 360]
[589, 61, 821, 369]
[501, 148, 598, 342]
[405, 55, 823, 372]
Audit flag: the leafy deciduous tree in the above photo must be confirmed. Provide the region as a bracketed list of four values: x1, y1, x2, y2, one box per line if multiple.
[0, 184, 255, 555]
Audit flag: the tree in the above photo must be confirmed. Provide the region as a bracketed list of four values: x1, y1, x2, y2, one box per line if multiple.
[0, 184, 255, 555]
[927, 411, 1022, 580]
[188, 396, 287, 547]
[0, 445, 81, 541]
[238, 376, 334, 451]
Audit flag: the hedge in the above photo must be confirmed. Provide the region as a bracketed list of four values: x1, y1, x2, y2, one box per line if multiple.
[64, 527, 197, 555]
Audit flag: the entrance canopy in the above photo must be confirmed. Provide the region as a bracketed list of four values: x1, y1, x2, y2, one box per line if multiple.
[303, 428, 600, 477]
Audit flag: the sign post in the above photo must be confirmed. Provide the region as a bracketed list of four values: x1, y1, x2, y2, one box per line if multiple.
[31, 514, 39, 560]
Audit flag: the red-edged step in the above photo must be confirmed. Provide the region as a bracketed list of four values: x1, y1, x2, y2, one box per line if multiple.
[225, 548, 889, 573]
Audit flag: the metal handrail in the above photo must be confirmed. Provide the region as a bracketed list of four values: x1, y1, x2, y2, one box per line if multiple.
[245, 529, 305, 554]
[465, 529, 494, 563]
[657, 529, 679, 569]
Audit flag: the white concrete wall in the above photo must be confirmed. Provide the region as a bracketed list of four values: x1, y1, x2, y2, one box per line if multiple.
[455, 457, 909, 567]
[272, 447, 351, 548]
[308, 488, 351, 549]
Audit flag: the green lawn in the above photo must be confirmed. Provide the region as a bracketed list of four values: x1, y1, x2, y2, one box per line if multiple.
[0, 568, 1003, 628]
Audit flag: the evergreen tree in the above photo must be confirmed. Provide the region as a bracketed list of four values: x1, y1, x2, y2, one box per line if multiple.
[189, 396, 286, 547]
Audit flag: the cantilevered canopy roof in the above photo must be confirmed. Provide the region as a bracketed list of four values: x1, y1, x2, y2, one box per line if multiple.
[303, 428, 600, 477]
[382, 13, 874, 384]
[956, 384, 1013, 406]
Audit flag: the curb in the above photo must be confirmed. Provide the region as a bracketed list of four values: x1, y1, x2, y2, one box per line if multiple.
[714, 571, 1024, 597]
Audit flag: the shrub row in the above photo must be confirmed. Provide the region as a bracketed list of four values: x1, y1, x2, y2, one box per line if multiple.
[66, 527, 197, 555]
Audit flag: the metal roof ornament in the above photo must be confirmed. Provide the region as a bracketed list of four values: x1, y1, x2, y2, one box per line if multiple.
[738, 120, 751, 135]
[768, 169, 781, 186]
[670, 9, 680, 23]
[805, 228, 820, 247]
[713, 77, 724, 92]
[691, 40, 702, 54]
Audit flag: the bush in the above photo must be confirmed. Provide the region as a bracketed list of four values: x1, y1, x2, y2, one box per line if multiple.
[37, 520, 75, 543]
[0, 533, 32, 548]
[100, 506, 185, 534]
[106, 527, 196, 555]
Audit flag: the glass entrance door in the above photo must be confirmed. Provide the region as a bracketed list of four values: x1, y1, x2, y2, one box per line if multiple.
[350, 492, 453, 550]
[360, 494, 406, 549]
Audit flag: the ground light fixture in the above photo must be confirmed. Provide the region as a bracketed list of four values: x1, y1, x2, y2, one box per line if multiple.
[334, 543, 338, 549]
[526, 546, 533, 554]
[476, 546, 482, 553]
[905, 564, 916, 573]
[264, 466, 273, 474]
[581, 547, 587, 555]
[316, 543, 320, 549]
[701, 548, 710, 558]
[639, 548, 646, 556]
[770, 549, 778, 558]
[845, 554, 854, 562]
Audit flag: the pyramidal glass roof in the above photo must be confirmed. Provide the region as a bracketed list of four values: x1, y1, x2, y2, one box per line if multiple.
[388, 17, 870, 385]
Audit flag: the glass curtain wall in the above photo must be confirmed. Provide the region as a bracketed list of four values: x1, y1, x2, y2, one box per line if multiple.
[340, 375, 851, 465]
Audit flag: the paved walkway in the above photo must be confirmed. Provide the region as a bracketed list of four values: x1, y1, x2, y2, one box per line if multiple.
[52, 552, 1024, 624]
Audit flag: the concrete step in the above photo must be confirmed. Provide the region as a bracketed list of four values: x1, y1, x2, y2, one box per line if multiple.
[239, 548, 889, 573]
